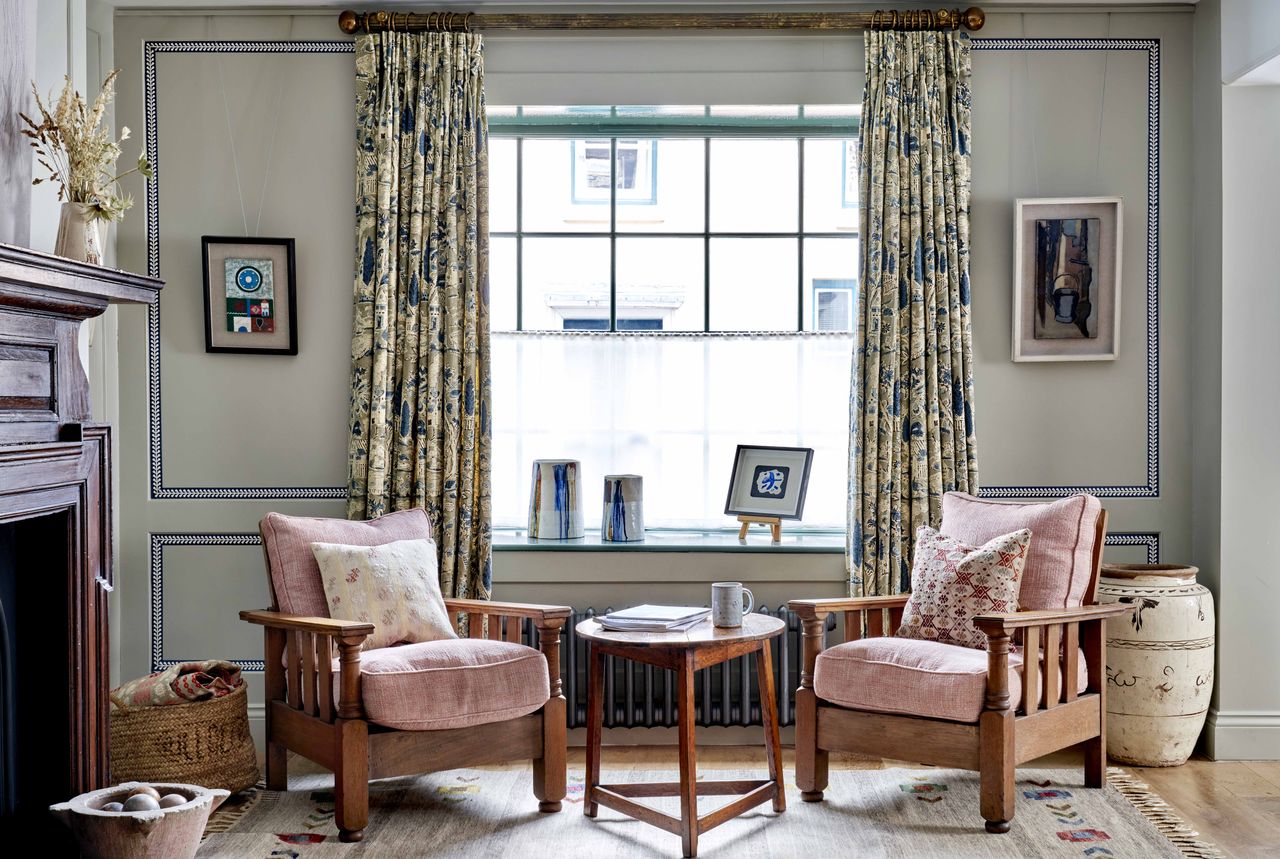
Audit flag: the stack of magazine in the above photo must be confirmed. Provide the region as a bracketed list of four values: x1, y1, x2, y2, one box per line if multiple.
[598, 605, 710, 632]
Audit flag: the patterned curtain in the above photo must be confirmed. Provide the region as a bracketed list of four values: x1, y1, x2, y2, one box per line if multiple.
[848, 30, 979, 597]
[347, 32, 492, 601]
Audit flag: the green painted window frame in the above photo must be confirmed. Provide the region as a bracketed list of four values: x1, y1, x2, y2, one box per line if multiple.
[489, 105, 861, 333]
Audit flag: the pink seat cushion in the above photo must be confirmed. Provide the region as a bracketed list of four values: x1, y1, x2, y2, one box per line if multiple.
[350, 639, 550, 731]
[813, 637, 1088, 723]
[260, 509, 433, 617]
[940, 492, 1103, 610]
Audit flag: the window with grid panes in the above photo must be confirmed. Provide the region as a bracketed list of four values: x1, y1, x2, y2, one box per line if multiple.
[488, 106, 859, 530]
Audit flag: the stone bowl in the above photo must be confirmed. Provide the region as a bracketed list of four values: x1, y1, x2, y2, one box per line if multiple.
[49, 781, 230, 859]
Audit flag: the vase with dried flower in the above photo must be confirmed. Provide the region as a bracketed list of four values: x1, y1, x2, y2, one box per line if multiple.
[19, 70, 151, 265]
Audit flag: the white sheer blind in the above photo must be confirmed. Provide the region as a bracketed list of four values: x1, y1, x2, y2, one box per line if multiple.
[491, 332, 852, 530]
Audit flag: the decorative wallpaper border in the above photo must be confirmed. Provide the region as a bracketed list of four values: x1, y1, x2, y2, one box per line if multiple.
[1106, 531, 1161, 565]
[144, 40, 353, 500]
[150, 531, 266, 672]
[149, 530, 1159, 673]
[143, 37, 1161, 502]
[971, 37, 1161, 499]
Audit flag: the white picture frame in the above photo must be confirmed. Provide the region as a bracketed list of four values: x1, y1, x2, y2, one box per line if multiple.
[1013, 197, 1122, 362]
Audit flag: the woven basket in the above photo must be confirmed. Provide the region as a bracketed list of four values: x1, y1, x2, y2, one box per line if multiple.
[110, 683, 260, 794]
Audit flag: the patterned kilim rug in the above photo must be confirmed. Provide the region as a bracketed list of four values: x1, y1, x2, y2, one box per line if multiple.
[199, 766, 1221, 858]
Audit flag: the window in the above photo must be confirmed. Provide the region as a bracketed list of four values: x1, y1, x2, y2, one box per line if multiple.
[489, 106, 859, 530]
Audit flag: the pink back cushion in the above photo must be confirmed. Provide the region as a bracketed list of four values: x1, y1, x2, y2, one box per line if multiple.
[939, 492, 1102, 610]
[260, 509, 433, 617]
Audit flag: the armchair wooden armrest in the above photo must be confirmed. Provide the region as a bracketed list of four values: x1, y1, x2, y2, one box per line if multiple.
[973, 603, 1134, 717]
[239, 609, 375, 638]
[972, 603, 1133, 634]
[787, 594, 910, 619]
[444, 598, 572, 624]
[239, 609, 369, 721]
[790, 594, 911, 696]
[444, 599, 571, 699]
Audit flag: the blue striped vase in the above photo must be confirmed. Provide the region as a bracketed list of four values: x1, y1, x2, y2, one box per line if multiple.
[601, 474, 644, 542]
[528, 459, 584, 540]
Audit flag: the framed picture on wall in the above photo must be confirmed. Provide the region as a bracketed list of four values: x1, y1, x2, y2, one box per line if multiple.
[201, 236, 298, 355]
[724, 444, 815, 520]
[1013, 197, 1122, 361]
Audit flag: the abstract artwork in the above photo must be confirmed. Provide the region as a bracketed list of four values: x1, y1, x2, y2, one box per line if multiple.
[750, 465, 789, 499]
[1013, 198, 1121, 361]
[725, 445, 814, 520]
[201, 236, 298, 354]
[1034, 218, 1099, 339]
[224, 258, 275, 333]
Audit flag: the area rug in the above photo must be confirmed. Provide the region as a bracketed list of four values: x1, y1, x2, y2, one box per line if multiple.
[199, 766, 1221, 858]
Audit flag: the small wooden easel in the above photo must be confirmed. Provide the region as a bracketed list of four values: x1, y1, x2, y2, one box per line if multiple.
[737, 515, 782, 543]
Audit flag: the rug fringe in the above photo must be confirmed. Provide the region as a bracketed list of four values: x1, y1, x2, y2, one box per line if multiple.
[1106, 767, 1225, 859]
[202, 781, 265, 838]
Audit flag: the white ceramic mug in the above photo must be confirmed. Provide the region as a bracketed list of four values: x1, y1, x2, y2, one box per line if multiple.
[711, 582, 754, 628]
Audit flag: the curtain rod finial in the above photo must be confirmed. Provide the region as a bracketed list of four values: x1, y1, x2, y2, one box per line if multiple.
[963, 7, 986, 31]
[338, 10, 361, 34]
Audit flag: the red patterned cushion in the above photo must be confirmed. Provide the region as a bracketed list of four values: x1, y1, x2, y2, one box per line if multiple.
[897, 526, 1032, 650]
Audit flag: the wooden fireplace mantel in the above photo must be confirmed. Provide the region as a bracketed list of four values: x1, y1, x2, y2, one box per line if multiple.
[0, 242, 161, 444]
[0, 242, 162, 804]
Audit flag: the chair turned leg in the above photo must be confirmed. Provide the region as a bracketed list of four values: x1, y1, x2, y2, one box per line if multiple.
[534, 697, 567, 813]
[795, 687, 828, 802]
[334, 719, 369, 843]
[979, 709, 1015, 834]
[265, 740, 288, 791]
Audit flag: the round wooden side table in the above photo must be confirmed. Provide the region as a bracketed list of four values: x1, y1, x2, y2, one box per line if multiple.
[577, 614, 787, 858]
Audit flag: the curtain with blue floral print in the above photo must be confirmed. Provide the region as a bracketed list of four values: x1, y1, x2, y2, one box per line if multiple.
[347, 32, 492, 601]
[849, 30, 979, 597]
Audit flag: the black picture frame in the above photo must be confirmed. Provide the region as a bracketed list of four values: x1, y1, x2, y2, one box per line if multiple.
[200, 235, 298, 355]
[723, 444, 815, 520]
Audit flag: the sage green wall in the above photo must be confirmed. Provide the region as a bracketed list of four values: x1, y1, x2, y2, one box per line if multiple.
[111, 8, 1186, 746]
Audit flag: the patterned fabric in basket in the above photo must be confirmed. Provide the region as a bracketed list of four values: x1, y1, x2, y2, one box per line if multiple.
[111, 660, 242, 710]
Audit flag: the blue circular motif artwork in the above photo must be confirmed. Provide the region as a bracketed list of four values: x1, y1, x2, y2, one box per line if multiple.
[235, 265, 263, 292]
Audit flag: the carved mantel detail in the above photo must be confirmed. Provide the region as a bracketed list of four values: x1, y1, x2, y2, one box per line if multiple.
[0, 242, 161, 803]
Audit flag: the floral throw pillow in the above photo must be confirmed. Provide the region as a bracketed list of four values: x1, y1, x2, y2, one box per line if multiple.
[897, 526, 1033, 650]
[310, 538, 456, 650]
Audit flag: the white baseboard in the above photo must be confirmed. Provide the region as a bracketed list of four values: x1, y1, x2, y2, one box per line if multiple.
[248, 704, 265, 753]
[1205, 709, 1280, 760]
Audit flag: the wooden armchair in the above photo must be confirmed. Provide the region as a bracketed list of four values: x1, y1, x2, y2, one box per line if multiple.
[240, 510, 570, 843]
[789, 503, 1133, 834]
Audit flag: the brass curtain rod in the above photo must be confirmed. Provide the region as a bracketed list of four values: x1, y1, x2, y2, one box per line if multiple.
[338, 8, 986, 35]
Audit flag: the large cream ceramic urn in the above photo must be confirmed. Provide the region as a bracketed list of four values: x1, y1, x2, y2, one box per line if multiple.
[1097, 564, 1215, 766]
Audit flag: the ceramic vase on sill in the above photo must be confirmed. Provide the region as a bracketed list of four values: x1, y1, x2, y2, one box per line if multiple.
[528, 459, 583, 540]
[55, 202, 104, 266]
[1097, 564, 1215, 767]
[602, 474, 644, 542]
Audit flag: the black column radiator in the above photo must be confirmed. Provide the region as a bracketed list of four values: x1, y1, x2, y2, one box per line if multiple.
[526, 607, 833, 730]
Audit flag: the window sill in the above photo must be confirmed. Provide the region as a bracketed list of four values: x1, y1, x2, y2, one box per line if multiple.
[492, 528, 845, 554]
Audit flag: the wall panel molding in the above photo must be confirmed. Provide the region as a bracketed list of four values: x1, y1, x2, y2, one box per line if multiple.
[972, 37, 1161, 499]
[142, 37, 1161, 501]
[144, 40, 352, 500]
[149, 531, 266, 672]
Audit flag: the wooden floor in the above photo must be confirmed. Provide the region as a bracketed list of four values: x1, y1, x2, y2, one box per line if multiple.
[290, 746, 1280, 858]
